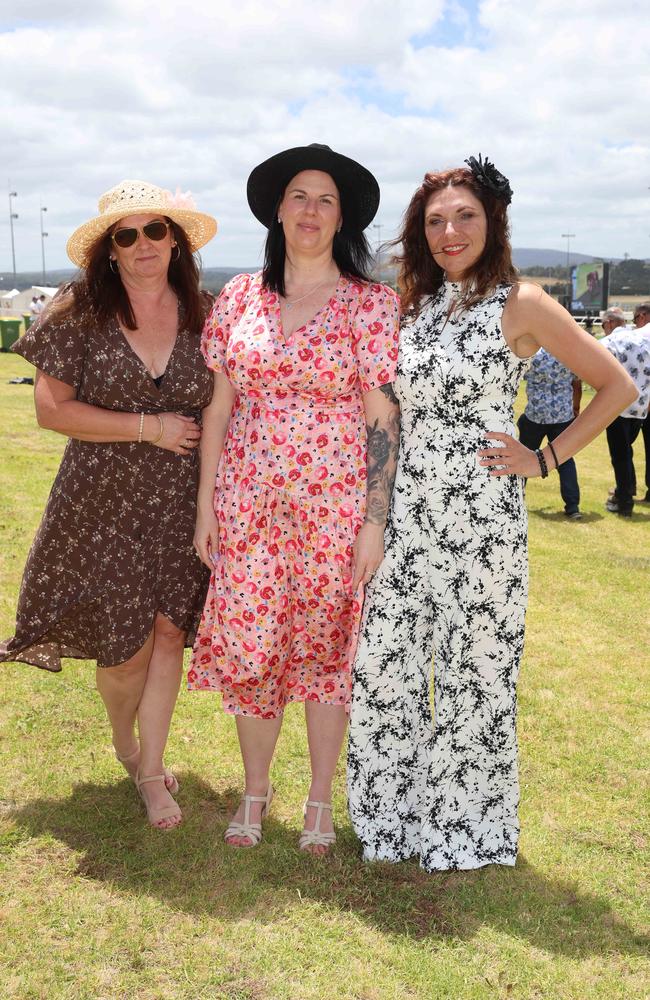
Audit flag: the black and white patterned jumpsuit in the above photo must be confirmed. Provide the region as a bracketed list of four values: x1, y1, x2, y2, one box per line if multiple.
[348, 280, 530, 871]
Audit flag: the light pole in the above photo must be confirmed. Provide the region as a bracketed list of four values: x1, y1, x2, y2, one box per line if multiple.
[562, 232, 575, 310]
[8, 189, 18, 282]
[40, 205, 48, 285]
[373, 223, 382, 276]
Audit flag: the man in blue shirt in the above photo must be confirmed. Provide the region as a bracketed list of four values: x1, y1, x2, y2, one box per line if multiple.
[518, 348, 581, 519]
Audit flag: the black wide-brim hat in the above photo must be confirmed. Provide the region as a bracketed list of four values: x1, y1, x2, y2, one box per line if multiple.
[246, 143, 380, 233]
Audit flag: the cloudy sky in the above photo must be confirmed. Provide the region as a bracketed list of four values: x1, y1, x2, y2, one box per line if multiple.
[1, 0, 649, 272]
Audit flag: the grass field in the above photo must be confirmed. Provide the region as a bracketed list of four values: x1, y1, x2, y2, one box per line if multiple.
[0, 350, 648, 1000]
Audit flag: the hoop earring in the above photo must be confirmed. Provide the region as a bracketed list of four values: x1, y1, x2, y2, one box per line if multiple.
[109, 258, 119, 274]
[171, 245, 180, 262]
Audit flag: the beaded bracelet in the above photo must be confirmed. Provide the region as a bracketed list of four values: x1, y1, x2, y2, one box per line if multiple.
[137, 413, 144, 444]
[547, 439, 560, 471]
[535, 448, 548, 478]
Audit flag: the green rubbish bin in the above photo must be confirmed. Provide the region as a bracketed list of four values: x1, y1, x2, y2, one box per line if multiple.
[0, 318, 22, 351]
[22, 312, 32, 331]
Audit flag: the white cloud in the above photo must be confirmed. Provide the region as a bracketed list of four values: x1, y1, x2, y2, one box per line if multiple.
[0, 0, 648, 272]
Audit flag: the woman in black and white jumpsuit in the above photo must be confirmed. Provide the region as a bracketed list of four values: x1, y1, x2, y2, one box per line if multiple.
[347, 158, 636, 872]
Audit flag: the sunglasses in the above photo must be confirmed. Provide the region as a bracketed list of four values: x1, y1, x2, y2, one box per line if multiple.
[111, 221, 171, 248]
[634, 312, 648, 321]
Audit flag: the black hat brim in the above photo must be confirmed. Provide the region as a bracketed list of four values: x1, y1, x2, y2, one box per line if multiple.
[246, 144, 380, 233]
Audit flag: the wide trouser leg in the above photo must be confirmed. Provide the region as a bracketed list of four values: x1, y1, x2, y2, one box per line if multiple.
[419, 481, 528, 871]
[348, 519, 436, 863]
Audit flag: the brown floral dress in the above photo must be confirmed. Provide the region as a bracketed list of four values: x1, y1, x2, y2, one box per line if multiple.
[0, 304, 213, 671]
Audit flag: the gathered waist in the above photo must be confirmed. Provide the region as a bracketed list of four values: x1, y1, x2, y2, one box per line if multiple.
[237, 389, 362, 419]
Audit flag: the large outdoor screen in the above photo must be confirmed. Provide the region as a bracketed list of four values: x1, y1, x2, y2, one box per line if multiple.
[571, 261, 609, 312]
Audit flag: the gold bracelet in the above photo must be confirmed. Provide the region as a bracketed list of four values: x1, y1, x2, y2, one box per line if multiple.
[137, 413, 144, 444]
[150, 415, 164, 445]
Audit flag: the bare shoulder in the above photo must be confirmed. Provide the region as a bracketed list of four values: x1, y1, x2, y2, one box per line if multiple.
[505, 280, 572, 335]
[505, 280, 554, 319]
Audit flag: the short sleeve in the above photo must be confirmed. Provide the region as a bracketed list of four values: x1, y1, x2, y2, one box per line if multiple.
[12, 310, 87, 391]
[201, 272, 253, 374]
[350, 281, 400, 393]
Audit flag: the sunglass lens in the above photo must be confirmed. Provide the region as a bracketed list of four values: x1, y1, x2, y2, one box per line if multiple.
[113, 227, 138, 248]
[143, 222, 169, 241]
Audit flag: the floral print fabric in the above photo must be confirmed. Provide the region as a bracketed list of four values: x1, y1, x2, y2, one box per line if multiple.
[348, 281, 530, 871]
[188, 272, 399, 717]
[523, 347, 575, 424]
[1, 306, 213, 671]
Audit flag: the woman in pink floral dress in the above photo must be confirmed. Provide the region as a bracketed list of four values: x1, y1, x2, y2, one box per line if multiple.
[190, 144, 400, 853]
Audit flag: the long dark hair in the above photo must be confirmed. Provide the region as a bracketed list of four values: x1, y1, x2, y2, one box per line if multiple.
[47, 219, 206, 335]
[261, 189, 373, 295]
[395, 167, 517, 317]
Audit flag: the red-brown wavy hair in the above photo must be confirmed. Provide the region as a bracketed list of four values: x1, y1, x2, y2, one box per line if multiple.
[394, 167, 517, 316]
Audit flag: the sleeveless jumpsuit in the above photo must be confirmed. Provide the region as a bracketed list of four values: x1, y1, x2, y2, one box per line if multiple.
[347, 280, 530, 871]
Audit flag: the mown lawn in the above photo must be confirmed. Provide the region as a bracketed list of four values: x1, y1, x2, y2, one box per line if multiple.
[0, 351, 648, 1000]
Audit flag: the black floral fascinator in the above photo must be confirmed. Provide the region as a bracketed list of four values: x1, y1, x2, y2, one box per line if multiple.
[464, 154, 513, 205]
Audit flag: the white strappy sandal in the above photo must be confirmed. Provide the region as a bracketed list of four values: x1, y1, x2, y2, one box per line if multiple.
[224, 784, 274, 848]
[299, 800, 336, 853]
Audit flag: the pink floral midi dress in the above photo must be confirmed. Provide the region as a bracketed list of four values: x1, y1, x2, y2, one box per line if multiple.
[188, 272, 399, 718]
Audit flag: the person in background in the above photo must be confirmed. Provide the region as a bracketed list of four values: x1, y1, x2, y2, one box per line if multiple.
[518, 347, 582, 519]
[29, 295, 40, 318]
[600, 307, 627, 337]
[633, 303, 650, 504]
[602, 307, 650, 516]
[1, 180, 217, 829]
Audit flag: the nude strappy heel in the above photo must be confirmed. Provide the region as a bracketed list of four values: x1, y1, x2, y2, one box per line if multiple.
[136, 772, 182, 829]
[299, 800, 336, 852]
[115, 746, 179, 795]
[224, 784, 274, 847]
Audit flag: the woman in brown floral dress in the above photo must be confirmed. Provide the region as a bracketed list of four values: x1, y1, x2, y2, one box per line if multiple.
[0, 180, 217, 829]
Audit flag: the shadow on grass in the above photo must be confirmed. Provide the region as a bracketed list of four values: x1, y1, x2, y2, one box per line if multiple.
[527, 508, 604, 523]
[7, 772, 648, 959]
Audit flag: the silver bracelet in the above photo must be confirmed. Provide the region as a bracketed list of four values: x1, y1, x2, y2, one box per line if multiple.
[137, 412, 144, 444]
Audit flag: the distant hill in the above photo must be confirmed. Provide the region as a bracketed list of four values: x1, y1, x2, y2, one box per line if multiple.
[3, 251, 645, 294]
[511, 248, 615, 268]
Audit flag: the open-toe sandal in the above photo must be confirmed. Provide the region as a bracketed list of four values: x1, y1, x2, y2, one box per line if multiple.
[136, 772, 182, 829]
[299, 800, 336, 853]
[224, 784, 273, 848]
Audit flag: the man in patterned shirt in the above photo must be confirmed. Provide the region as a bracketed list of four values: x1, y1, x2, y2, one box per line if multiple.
[518, 348, 582, 519]
[602, 311, 650, 516]
[632, 303, 650, 503]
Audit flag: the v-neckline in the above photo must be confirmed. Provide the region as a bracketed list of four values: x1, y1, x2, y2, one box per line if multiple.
[272, 274, 343, 343]
[115, 307, 182, 392]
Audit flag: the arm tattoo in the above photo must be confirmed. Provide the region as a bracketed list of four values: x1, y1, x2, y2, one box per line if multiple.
[365, 397, 400, 526]
[379, 382, 399, 405]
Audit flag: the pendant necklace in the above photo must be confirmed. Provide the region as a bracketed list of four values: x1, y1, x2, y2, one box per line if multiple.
[284, 273, 339, 310]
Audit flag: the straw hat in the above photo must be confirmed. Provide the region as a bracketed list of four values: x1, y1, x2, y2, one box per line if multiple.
[66, 180, 218, 267]
[247, 143, 380, 233]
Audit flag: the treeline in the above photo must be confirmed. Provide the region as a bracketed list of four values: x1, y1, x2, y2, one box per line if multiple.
[520, 258, 650, 294]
